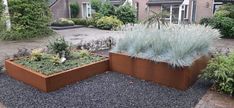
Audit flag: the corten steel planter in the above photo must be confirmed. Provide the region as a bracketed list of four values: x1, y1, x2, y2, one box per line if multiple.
[5, 58, 109, 92]
[109, 52, 210, 90]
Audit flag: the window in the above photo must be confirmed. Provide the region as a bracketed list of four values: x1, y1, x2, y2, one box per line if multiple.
[161, 4, 171, 19]
[161, 4, 180, 24]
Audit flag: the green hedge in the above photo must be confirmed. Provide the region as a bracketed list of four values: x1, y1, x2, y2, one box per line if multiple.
[0, 0, 53, 40]
[71, 18, 95, 26]
[51, 18, 75, 27]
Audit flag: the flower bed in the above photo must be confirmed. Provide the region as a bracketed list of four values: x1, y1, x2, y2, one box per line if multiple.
[5, 53, 109, 92]
[4, 38, 110, 92]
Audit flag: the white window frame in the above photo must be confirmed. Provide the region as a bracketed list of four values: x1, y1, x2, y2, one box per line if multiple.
[161, 4, 180, 24]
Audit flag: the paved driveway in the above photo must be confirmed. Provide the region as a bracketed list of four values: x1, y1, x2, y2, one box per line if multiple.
[0, 28, 123, 63]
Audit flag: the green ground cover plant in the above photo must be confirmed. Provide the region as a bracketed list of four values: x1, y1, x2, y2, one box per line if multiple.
[201, 53, 234, 95]
[113, 24, 220, 67]
[14, 51, 104, 76]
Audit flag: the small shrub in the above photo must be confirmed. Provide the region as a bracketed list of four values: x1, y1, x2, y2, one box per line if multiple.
[71, 18, 92, 26]
[214, 3, 234, 19]
[47, 37, 71, 58]
[205, 3, 234, 38]
[211, 17, 234, 38]
[86, 18, 96, 26]
[201, 53, 234, 95]
[31, 49, 44, 61]
[113, 24, 220, 67]
[92, 12, 104, 26]
[214, 10, 231, 18]
[50, 54, 61, 65]
[70, 3, 79, 18]
[115, 4, 136, 24]
[200, 18, 213, 26]
[96, 16, 123, 30]
[51, 18, 75, 26]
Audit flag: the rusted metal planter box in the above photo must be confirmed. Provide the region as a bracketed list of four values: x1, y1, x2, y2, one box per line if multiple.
[109, 52, 209, 90]
[5, 59, 109, 92]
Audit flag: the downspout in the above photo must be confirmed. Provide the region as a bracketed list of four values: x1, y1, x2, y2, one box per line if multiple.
[67, 0, 71, 18]
[178, 5, 183, 24]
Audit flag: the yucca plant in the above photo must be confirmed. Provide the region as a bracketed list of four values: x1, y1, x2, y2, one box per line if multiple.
[113, 24, 220, 67]
[143, 10, 169, 29]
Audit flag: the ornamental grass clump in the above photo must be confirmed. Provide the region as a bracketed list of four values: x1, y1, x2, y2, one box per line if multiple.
[113, 24, 220, 67]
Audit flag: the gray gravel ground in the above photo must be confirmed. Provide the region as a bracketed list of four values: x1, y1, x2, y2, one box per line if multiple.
[0, 71, 211, 108]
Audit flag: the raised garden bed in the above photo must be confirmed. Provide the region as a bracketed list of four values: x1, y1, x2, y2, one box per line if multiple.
[5, 56, 109, 92]
[109, 52, 210, 90]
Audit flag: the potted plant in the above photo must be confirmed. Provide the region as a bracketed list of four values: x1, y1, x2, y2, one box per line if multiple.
[110, 24, 220, 90]
[5, 38, 109, 92]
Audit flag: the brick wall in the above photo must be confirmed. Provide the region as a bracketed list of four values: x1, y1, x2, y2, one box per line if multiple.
[50, 0, 70, 20]
[133, 0, 149, 20]
[195, 0, 213, 23]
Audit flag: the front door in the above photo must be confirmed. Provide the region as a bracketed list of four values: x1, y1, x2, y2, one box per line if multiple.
[82, 2, 92, 18]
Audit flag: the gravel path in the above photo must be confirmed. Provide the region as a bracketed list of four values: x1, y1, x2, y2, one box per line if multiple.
[0, 72, 211, 108]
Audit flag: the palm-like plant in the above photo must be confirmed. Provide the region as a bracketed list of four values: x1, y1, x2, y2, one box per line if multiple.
[143, 10, 169, 29]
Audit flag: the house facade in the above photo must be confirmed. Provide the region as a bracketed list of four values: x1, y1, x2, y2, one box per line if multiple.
[49, 0, 233, 23]
[136, 0, 234, 24]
